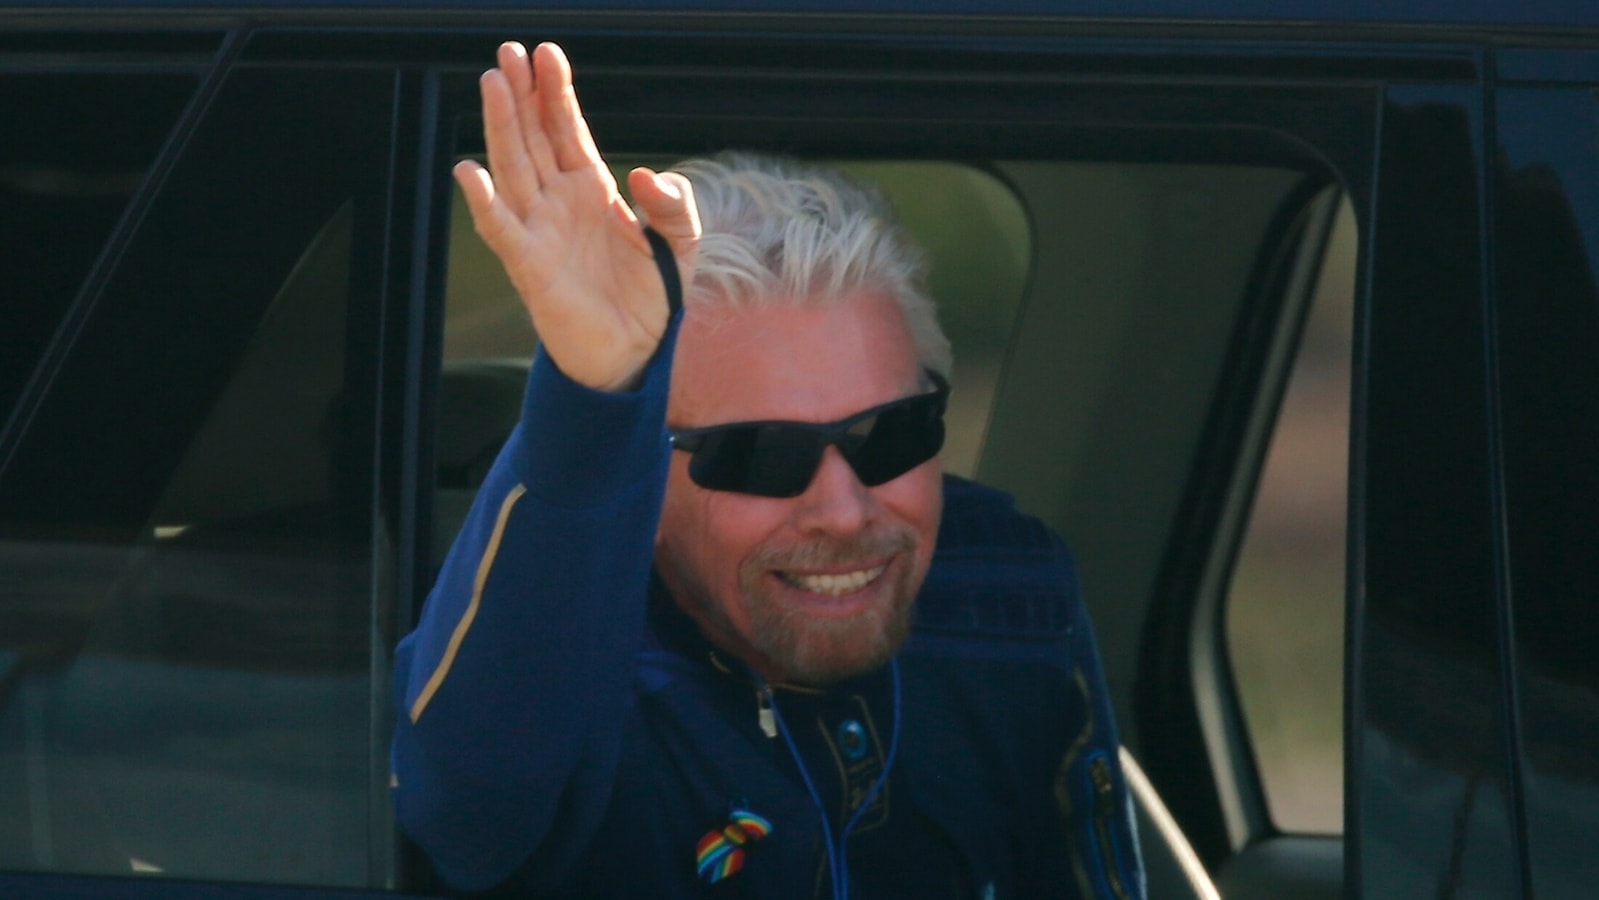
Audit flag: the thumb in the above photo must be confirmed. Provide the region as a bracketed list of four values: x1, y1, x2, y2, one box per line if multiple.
[630, 168, 701, 257]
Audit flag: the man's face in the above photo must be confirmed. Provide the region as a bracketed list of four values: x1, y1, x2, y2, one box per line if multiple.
[655, 292, 943, 686]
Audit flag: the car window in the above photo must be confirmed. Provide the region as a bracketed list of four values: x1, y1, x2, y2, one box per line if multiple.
[1353, 83, 1516, 898]
[0, 65, 397, 887]
[1495, 85, 1599, 899]
[1226, 196, 1356, 835]
[0, 71, 197, 423]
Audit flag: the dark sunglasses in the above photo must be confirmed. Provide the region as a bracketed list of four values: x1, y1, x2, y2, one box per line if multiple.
[668, 371, 949, 498]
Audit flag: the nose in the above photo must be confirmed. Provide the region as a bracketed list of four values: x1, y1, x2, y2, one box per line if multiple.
[792, 446, 875, 536]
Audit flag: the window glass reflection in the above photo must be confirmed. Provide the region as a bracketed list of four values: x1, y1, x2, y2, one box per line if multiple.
[0, 69, 391, 886]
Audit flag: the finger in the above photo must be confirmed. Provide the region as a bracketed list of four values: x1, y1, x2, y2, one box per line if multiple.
[453, 159, 490, 209]
[496, 41, 559, 184]
[454, 160, 526, 259]
[533, 42, 606, 172]
[630, 168, 701, 253]
[479, 67, 539, 220]
[497, 40, 531, 95]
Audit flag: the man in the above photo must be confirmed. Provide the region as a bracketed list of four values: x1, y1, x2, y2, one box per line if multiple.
[392, 40, 1144, 899]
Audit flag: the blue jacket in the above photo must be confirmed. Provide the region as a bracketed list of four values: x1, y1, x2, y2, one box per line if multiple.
[391, 319, 1145, 898]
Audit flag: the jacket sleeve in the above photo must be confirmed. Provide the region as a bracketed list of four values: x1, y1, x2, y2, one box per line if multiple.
[390, 318, 679, 891]
[1051, 551, 1148, 900]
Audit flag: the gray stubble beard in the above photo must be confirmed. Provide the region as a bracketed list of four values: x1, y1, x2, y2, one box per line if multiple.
[738, 527, 924, 685]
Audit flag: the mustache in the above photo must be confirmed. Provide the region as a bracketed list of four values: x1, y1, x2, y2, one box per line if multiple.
[747, 526, 917, 572]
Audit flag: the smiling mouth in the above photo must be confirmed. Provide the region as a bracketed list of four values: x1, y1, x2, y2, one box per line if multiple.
[775, 564, 888, 597]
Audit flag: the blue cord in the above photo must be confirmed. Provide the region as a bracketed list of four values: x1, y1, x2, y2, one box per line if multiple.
[836, 660, 902, 896]
[762, 659, 902, 900]
[766, 692, 841, 896]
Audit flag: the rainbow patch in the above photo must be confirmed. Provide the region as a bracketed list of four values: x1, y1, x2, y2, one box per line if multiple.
[695, 809, 773, 883]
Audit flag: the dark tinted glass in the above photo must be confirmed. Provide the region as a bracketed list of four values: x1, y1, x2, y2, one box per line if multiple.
[1495, 85, 1599, 899]
[692, 425, 814, 495]
[0, 66, 395, 887]
[0, 73, 196, 419]
[850, 396, 945, 487]
[1355, 86, 1519, 897]
[679, 388, 946, 497]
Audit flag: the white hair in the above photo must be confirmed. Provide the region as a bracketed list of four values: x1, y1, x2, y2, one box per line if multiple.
[671, 152, 953, 377]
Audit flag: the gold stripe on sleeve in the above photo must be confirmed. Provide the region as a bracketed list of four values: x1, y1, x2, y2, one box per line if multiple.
[409, 483, 527, 723]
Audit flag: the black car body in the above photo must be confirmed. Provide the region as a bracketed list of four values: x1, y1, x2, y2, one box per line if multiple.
[3, 1, 1598, 897]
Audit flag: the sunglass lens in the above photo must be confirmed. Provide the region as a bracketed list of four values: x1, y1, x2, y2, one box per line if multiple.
[847, 396, 945, 487]
[681, 384, 946, 497]
[688, 425, 825, 497]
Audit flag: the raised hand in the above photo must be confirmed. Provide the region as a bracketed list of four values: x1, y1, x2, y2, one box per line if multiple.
[454, 41, 700, 392]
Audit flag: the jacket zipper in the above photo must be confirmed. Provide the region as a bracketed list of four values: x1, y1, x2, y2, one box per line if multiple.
[756, 687, 777, 738]
[1089, 755, 1131, 900]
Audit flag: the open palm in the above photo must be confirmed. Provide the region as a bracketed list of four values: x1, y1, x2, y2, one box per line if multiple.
[455, 41, 700, 392]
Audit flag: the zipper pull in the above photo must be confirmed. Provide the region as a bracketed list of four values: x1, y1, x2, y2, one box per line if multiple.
[1091, 755, 1116, 816]
[756, 689, 777, 739]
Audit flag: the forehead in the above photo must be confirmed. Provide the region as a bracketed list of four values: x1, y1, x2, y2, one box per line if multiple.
[668, 292, 924, 428]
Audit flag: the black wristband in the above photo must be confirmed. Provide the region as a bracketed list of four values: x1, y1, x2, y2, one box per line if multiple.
[642, 226, 683, 316]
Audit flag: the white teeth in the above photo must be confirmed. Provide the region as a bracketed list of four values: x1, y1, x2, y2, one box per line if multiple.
[779, 565, 887, 596]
